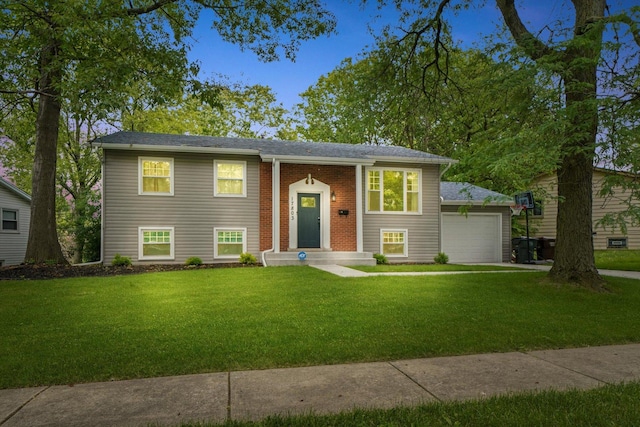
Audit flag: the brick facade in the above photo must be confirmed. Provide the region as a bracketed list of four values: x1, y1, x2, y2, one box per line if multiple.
[259, 162, 357, 252]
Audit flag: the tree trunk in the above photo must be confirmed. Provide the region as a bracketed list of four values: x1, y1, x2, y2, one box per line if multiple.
[549, 0, 605, 289]
[25, 41, 67, 265]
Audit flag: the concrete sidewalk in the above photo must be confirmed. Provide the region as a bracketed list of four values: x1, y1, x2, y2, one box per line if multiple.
[1, 344, 639, 427]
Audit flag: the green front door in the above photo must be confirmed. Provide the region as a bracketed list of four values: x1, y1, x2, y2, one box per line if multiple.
[298, 193, 320, 248]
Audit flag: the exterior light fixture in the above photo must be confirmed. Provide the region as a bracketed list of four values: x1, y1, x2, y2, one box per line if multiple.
[331, 191, 336, 202]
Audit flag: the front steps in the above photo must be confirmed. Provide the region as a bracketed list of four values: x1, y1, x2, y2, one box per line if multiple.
[263, 250, 376, 267]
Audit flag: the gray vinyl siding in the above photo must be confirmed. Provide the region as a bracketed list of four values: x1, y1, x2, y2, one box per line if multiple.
[441, 205, 512, 262]
[0, 188, 31, 266]
[362, 163, 441, 263]
[103, 150, 260, 264]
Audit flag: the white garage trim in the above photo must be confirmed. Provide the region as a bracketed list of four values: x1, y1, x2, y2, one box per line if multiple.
[441, 213, 502, 263]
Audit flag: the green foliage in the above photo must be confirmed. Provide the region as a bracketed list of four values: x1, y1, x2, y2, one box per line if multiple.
[434, 252, 449, 264]
[185, 257, 203, 266]
[111, 254, 132, 267]
[119, 83, 296, 139]
[239, 252, 257, 265]
[373, 253, 388, 264]
[297, 46, 559, 196]
[0, 0, 337, 264]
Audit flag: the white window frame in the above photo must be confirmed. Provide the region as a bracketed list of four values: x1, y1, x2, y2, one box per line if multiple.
[365, 167, 422, 214]
[138, 157, 174, 196]
[214, 160, 247, 197]
[380, 229, 408, 257]
[138, 227, 175, 260]
[1, 208, 19, 232]
[214, 227, 247, 259]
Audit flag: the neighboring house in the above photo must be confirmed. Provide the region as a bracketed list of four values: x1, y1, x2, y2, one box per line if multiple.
[440, 182, 512, 263]
[529, 168, 639, 250]
[0, 177, 31, 266]
[94, 132, 511, 265]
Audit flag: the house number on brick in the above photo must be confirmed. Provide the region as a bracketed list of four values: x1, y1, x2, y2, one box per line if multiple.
[290, 196, 295, 220]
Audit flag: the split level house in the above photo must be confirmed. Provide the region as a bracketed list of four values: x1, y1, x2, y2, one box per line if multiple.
[528, 167, 639, 250]
[94, 132, 511, 266]
[0, 176, 31, 266]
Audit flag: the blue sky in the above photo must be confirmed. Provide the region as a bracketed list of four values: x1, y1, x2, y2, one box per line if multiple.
[185, 0, 598, 109]
[186, 1, 504, 109]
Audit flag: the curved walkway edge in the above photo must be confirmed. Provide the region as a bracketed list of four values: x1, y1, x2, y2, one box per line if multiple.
[1, 343, 639, 427]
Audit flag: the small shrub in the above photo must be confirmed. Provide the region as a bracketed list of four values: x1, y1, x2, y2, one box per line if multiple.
[185, 256, 203, 266]
[373, 253, 388, 265]
[434, 252, 449, 264]
[111, 253, 132, 267]
[239, 252, 257, 265]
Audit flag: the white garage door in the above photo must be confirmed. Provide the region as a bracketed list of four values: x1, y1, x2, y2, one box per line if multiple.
[441, 213, 502, 263]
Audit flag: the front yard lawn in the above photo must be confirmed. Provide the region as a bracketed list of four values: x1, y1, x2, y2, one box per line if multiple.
[595, 249, 640, 271]
[353, 264, 523, 273]
[1, 266, 640, 389]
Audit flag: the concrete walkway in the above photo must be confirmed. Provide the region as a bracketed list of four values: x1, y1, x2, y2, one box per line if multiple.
[1, 344, 639, 427]
[311, 263, 640, 280]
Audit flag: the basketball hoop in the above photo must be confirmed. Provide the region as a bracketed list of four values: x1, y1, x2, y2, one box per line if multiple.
[510, 205, 525, 216]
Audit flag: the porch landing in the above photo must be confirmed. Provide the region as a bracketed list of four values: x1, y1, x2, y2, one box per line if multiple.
[263, 251, 376, 267]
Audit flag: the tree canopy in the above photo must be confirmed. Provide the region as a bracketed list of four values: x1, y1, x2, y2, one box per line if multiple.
[0, 0, 336, 263]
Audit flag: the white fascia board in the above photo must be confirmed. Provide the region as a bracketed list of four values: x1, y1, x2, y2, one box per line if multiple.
[93, 142, 259, 156]
[260, 154, 375, 166]
[369, 155, 458, 165]
[441, 200, 513, 207]
[0, 178, 31, 203]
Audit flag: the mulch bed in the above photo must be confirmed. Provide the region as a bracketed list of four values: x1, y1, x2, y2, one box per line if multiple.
[0, 262, 256, 281]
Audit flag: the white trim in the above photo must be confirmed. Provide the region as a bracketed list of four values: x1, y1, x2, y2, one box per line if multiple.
[214, 227, 247, 259]
[214, 160, 247, 197]
[365, 167, 422, 215]
[356, 164, 363, 252]
[380, 229, 409, 257]
[273, 161, 281, 253]
[288, 178, 331, 250]
[138, 227, 175, 260]
[138, 156, 174, 196]
[1, 208, 19, 233]
[96, 142, 259, 156]
[261, 154, 375, 166]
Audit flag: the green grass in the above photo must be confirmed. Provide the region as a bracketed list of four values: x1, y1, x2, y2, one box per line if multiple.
[1, 267, 640, 389]
[181, 382, 640, 426]
[352, 264, 523, 273]
[595, 249, 640, 271]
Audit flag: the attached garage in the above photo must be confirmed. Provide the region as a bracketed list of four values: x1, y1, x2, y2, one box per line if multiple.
[441, 213, 502, 263]
[440, 182, 512, 263]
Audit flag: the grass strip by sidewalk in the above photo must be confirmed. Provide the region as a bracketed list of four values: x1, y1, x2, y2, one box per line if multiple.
[181, 381, 640, 427]
[1, 267, 640, 389]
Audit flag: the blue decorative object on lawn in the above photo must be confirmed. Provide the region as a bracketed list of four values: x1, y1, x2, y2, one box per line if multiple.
[298, 251, 307, 261]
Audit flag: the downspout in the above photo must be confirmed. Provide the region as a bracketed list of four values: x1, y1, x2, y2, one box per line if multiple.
[440, 161, 453, 179]
[438, 162, 452, 258]
[261, 158, 276, 266]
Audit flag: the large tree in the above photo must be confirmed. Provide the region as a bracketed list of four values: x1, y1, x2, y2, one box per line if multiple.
[374, 0, 639, 288]
[297, 45, 560, 194]
[0, 0, 335, 264]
